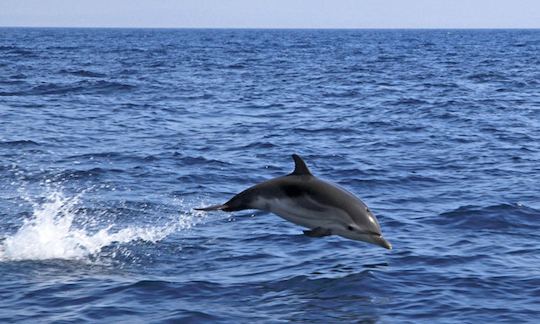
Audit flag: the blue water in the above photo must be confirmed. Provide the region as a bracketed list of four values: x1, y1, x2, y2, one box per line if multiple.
[1, 28, 539, 322]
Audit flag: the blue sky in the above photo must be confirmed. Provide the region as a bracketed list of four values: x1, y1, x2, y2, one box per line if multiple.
[1, 0, 539, 28]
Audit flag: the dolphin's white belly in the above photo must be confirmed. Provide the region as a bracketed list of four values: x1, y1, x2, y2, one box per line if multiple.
[252, 196, 350, 230]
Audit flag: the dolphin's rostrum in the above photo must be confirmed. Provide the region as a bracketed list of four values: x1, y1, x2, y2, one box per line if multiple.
[196, 154, 392, 250]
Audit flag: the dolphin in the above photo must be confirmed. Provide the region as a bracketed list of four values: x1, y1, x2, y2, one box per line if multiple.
[196, 154, 392, 250]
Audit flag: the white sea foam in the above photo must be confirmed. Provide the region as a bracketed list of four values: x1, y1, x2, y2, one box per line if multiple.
[0, 190, 204, 262]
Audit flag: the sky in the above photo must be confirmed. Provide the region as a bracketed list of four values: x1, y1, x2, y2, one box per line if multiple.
[1, 0, 539, 29]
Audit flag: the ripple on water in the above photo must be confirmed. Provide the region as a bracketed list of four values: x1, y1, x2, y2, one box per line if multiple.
[434, 203, 540, 230]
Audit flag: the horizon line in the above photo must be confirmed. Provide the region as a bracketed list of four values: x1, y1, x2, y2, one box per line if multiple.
[1, 25, 539, 30]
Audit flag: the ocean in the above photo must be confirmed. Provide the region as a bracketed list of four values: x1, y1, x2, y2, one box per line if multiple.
[0, 28, 539, 322]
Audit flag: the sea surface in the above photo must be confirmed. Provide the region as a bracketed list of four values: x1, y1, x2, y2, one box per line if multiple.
[1, 28, 539, 323]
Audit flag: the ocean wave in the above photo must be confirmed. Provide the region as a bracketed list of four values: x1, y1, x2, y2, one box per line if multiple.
[344, 174, 444, 187]
[225, 62, 247, 69]
[234, 142, 277, 150]
[177, 156, 232, 167]
[63, 152, 159, 164]
[55, 167, 125, 181]
[389, 97, 429, 106]
[434, 203, 539, 230]
[0, 45, 35, 56]
[260, 271, 379, 298]
[322, 89, 359, 98]
[0, 140, 40, 147]
[0, 80, 135, 96]
[293, 127, 355, 134]
[466, 71, 508, 82]
[59, 69, 107, 78]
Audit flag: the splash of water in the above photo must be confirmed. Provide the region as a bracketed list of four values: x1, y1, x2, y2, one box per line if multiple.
[0, 190, 203, 262]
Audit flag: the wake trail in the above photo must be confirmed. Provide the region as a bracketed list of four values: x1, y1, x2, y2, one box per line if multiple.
[0, 190, 205, 262]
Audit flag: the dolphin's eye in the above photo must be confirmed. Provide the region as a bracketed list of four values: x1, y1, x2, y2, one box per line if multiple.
[366, 208, 370, 213]
[347, 225, 354, 231]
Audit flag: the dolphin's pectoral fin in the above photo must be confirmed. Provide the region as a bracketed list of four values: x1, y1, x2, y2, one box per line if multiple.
[303, 227, 332, 238]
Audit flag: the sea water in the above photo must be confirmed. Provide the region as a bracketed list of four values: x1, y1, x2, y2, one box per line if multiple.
[1, 28, 539, 322]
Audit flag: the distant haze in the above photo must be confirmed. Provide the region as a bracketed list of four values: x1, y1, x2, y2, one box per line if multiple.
[1, 0, 539, 28]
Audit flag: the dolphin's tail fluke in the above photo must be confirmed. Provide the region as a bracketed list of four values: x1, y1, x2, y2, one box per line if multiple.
[194, 204, 229, 212]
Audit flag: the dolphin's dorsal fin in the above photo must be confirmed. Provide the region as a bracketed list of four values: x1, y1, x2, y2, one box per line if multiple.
[290, 154, 312, 176]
